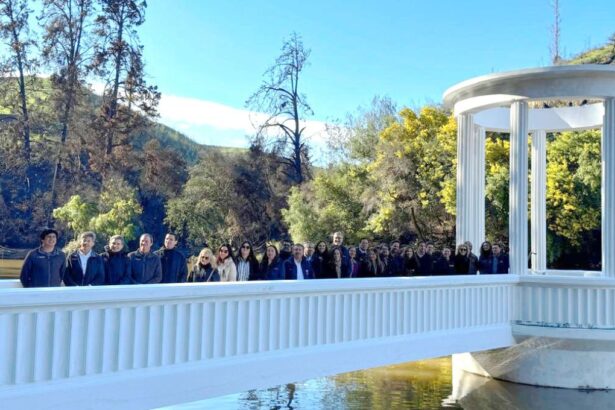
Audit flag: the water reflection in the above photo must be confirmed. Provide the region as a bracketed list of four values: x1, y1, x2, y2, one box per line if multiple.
[161, 358, 615, 409]
[451, 368, 615, 410]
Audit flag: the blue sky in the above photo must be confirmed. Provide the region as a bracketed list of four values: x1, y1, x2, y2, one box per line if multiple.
[138, 1, 615, 148]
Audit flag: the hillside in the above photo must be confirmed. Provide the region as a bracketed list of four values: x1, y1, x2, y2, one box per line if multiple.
[565, 39, 615, 65]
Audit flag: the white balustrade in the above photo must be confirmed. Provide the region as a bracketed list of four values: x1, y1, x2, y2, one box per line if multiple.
[0, 276, 516, 408]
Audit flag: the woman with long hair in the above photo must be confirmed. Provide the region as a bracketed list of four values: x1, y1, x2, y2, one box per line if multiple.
[402, 246, 419, 276]
[454, 244, 471, 275]
[478, 241, 494, 274]
[330, 247, 351, 278]
[216, 244, 237, 281]
[348, 246, 359, 278]
[360, 248, 383, 277]
[235, 240, 260, 281]
[312, 240, 332, 279]
[259, 244, 285, 280]
[188, 248, 219, 282]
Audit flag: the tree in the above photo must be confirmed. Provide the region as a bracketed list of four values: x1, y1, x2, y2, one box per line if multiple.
[247, 32, 313, 184]
[90, 0, 159, 176]
[40, 0, 98, 217]
[0, 0, 35, 162]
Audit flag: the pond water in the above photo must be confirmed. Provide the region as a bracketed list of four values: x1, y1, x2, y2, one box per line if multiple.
[160, 357, 615, 410]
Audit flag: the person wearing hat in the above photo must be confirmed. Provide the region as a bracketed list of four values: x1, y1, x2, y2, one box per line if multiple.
[20, 228, 66, 288]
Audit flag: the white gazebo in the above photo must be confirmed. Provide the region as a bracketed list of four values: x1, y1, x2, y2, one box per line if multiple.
[443, 65, 615, 276]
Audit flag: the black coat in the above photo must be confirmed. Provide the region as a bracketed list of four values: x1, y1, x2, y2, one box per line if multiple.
[128, 250, 162, 284]
[311, 251, 332, 279]
[360, 259, 383, 277]
[402, 256, 419, 276]
[20, 247, 66, 288]
[433, 256, 455, 275]
[416, 253, 433, 275]
[454, 254, 470, 274]
[235, 256, 261, 280]
[102, 246, 131, 285]
[156, 247, 188, 283]
[187, 264, 219, 282]
[64, 251, 105, 286]
[259, 257, 285, 280]
[283, 258, 314, 280]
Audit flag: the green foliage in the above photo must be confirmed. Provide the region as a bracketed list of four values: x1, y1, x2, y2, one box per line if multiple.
[546, 130, 601, 248]
[52, 181, 143, 243]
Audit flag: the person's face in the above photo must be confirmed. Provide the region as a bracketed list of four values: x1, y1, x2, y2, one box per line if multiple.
[317, 242, 326, 252]
[333, 233, 343, 245]
[218, 246, 230, 260]
[109, 238, 123, 253]
[164, 234, 177, 250]
[293, 245, 304, 259]
[266, 246, 277, 260]
[42, 233, 57, 249]
[391, 242, 400, 253]
[305, 245, 315, 257]
[458, 246, 468, 255]
[240, 243, 251, 257]
[368, 250, 377, 260]
[465, 242, 473, 252]
[80, 236, 94, 253]
[199, 252, 211, 264]
[349, 247, 356, 258]
[482, 242, 490, 251]
[443, 248, 451, 258]
[418, 242, 426, 253]
[426, 244, 434, 254]
[139, 235, 152, 253]
[360, 239, 369, 250]
[406, 248, 414, 257]
[382, 247, 389, 257]
[283, 242, 291, 251]
[333, 249, 342, 262]
[493, 245, 501, 255]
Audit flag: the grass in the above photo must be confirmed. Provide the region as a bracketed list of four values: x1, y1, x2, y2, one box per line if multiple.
[0, 259, 22, 279]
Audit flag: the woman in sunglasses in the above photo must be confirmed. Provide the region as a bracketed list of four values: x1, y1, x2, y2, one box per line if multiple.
[454, 244, 471, 274]
[188, 248, 219, 282]
[235, 241, 260, 281]
[216, 244, 237, 281]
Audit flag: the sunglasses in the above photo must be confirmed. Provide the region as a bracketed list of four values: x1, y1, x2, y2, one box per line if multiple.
[201, 256, 209, 260]
[241, 245, 251, 249]
[460, 248, 467, 252]
[219, 249, 229, 254]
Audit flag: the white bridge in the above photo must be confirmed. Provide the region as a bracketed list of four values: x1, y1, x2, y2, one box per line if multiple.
[2, 273, 614, 409]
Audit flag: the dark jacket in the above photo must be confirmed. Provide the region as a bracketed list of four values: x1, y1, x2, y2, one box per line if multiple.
[478, 252, 494, 274]
[102, 246, 131, 285]
[388, 254, 404, 276]
[360, 259, 383, 277]
[156, 247, 188, 283]
[433, 256, 455, 275]
[494, 253, 510, 274]
[454, 254, 470, 274]
[402, 256, 419, 276]
[279, 249, 292, 262]
[128, 250, 162, 284]
[311, 251, 331, 279]
[355, 248, 369, 265]
[20, 247, 66, 288]
[259, 257, 285, 280]
[187, 264, 219, 282]
[416, 253, 433, 275]
[328, 260, 351, 278]
[284, 258, 315, 280]
[64, 251, 105, 286]
[468, 252, 479, 274]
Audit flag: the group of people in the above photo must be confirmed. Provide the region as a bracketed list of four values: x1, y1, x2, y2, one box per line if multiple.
[18, 229, 510, 288]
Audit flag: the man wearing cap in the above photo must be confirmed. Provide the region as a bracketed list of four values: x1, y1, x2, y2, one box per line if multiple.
[20, 228, 66, 288]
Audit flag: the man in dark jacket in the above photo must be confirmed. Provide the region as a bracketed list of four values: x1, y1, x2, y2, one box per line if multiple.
[64, 231, 105, 286]
[284, 244, 315, 280]
[102, 235, 131, 285]
[492, 243, 510, 274]
[155, 233, 188, 283]
[128, 233, 162, 284]
[415, 241, 433, 275]
[20, 229, 66, 288]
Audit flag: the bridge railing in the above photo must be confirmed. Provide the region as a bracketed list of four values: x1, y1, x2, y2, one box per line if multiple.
[0, 275, 516, 406]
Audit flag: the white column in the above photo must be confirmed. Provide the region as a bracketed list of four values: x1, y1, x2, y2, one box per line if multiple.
[476, 126, 486, 246]
[456, 117, 485, 250]
[602, 98, 615, 277]
[509, 101, 529, 275]
[531, 130, 547, 272]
